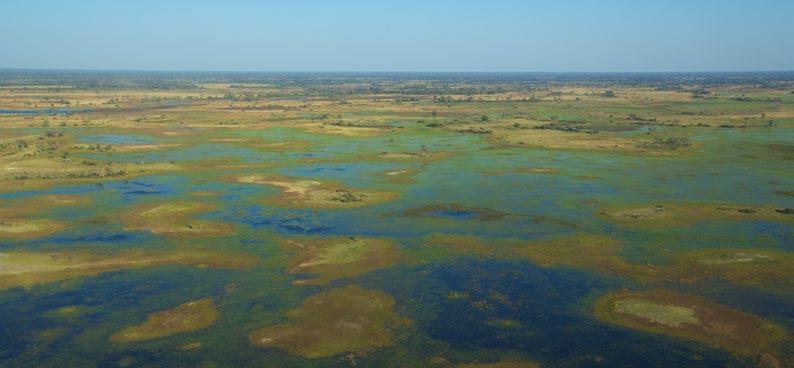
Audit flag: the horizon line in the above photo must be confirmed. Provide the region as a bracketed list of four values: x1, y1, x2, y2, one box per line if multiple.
[2, 67, 794, 74]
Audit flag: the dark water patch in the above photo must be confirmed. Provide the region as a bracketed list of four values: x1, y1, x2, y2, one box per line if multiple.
[0, 267, 236, 366]
[290, 152, 323, 158]
[0, 183, 99, 200]
[430, 209, 482, 220]
[211, 205, 335, 235]
[360, 259, 744, 367]
[385, 203, 510, 221]
[306, 165, 348, 173]
[218, 194, 240, 202]
[232, 185, 262, 195]
[0, 177, 180, 202]
[280, 161, 405, 186]
[129, 181, 157, 188]
[123, 190, 164, 195]
[681, 279, 794, 331]
[110, 178, 179, 200]
[48, 232, 141, 244]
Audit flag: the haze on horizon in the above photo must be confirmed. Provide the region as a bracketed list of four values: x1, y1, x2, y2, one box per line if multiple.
[1, 0, 793, 72]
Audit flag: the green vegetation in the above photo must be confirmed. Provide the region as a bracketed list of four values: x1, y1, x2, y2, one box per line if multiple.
[110, 299, 218, 343]
[236, 174, 398, 208]
[249, 285, 411, 358]
[593, 290, 789, 366]
[281, 236, 404, 285]
[0, 249, 258, 290]
[122, 201, 235, 236]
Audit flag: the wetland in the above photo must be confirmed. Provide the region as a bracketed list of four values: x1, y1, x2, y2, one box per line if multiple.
[0, 71, 792, 367]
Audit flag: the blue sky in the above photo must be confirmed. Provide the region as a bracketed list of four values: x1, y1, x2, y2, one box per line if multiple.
[1, 0, 792, 71]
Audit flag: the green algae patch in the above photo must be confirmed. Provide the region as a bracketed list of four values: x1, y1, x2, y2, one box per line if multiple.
[386, 203, 510, 221]
[110, 298, 217, 343]
[236, 174, 398, 208]
[282, 236, 403, 285]
[0, 249, 258, 290]
[597, 203, 793, 228]
[249, 285, 411, 358]
[123, 201, 235, 237]
[593, 289, 789, 364]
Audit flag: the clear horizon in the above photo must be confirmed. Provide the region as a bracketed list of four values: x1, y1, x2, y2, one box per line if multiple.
[2, 0, 793, 72]
[3, 68, 794, 73]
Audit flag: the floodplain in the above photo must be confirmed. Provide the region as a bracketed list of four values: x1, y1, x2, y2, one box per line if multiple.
[0, 71, 792, 367]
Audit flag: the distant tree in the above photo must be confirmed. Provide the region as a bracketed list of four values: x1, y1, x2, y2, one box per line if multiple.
[602, 90, 615, 98]
[480, 115, 489, 122]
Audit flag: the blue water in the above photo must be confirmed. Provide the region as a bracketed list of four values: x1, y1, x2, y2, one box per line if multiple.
[80, 134, 158, 145]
